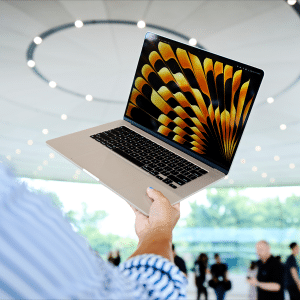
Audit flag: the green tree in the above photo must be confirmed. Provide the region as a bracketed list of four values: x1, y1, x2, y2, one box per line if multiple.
[185, 188, 255, 228]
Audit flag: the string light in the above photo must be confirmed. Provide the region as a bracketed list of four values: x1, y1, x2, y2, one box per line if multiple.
[274, 156, 280, 161]
[49, 153, 55, 159]
[289, 163, 295, 169]
[85, 94, 93, 101]
[34, 37, 42, 44]
[189, 38, 197, 46]
[61, 114, 67, 120]
[27, 60, 36, 68]
[75, 20, 83, 28]
[255, 146, 261, 151]
[43, 160, 48, 166]
[280, 124, 287, 130]
[267, 97, 274, 104]
[16, 149, 21, 154]
[241, 159, 246, 164]
[49, 81, 57, 88]
[137, 20, 146, 28]
[42, 129, 49, 135]
[262, 173, 267, 178]
[27, 140, 33, 145]
[287, 0, 297, 5]
[252, 166, 258, 172]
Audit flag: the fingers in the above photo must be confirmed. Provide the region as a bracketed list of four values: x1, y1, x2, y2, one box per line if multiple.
[173, 202, 180, 212]
[146, 187, 169, 203]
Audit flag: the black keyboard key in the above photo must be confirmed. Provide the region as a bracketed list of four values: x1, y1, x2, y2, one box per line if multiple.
[190, 171, 202, 178]
[189, 175, 197, 180]
[147, 163, 156, 168]
[112, 148, 144, 167]
[168, 163, 177, 168]
[169, 184, 177, 189]
[154, 167, 164, 172]
[160, 170, 170, 176]
[163, 166, 172, 172]
[156, 175, 163, 180]
[143, 159, 151, 165]
[168, 175, 185, 186]
[156, 163, 165, 168]
[142, 166, 152, 172]
[163, 178, 173, 184]
[150, 170, 159, 176]
[199, 169, 208, 174]
[177, 174, 191, 183]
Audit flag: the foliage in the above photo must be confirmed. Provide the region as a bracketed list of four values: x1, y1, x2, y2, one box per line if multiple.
[185, 189, 300, 228]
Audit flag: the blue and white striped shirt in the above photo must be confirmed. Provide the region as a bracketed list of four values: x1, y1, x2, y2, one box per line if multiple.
[0, 163, 187, 299]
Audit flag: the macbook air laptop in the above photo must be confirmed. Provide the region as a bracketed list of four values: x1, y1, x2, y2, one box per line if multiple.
[46, 32, 264, 215]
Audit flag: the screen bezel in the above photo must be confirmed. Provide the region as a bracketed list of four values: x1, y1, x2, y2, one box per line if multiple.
[123, 32, 264, 174]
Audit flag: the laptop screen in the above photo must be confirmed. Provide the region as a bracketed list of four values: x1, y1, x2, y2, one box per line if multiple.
[124, 32, 264, 172]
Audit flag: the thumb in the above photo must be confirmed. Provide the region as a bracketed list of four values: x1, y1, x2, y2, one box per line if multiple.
[146, 187, 169, 204]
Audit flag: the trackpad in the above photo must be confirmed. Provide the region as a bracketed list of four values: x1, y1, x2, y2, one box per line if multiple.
[72, 149, 145, 190]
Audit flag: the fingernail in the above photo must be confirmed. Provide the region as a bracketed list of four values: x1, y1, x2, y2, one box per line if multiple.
[149, 187, 153, 189]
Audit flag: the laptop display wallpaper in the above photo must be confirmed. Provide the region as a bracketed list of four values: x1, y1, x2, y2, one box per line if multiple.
[125, 33, 264, 170]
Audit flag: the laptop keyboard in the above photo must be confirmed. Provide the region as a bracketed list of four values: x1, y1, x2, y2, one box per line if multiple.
[90, 126, 208, 189]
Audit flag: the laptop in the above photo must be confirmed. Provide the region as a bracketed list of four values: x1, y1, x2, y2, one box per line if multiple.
[46, 32, 264, 216]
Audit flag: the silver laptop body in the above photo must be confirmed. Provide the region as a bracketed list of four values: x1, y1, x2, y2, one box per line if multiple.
[47, 32, 264, 215]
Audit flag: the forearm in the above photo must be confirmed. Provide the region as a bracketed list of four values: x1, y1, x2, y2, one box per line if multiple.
[128, 228, 173, 262]
[257, 282, 280, 292]
[291, 268, 300, 287]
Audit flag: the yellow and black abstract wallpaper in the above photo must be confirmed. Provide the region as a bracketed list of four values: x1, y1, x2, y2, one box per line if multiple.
[125, 33, 264, 170]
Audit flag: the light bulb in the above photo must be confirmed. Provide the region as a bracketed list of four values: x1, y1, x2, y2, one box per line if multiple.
[85, 94, 93, 101]
[34, 37, 42, 44]
[137, 20, 146, 28]
[49, 81, 57, 88]
[189, 38, 197, 46]
[27, 60, 36, 68]
[75, 20, 83, 28]
[280, 124, 287, 130]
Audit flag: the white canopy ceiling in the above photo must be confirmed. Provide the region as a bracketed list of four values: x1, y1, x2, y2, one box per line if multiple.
[1, 0, 300, 187]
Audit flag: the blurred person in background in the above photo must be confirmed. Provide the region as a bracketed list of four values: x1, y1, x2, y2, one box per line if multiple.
[0, 163, 187, 299]
[248, 240, 284, 300]
[285, 242, 300, 300]
[108, 250, 121, 266]
[209, 253, 231, 300]
[194, 253, 209, 300]
[172, 243, 187, 277]
[247, 261, 258, 300]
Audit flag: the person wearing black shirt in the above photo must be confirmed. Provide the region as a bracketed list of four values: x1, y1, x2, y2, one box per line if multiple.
[172, 244, 187, 276]
[247, 240, 284, 300]
[194, 253, 208, 300]
[210, 253, 229, 300]
[285, 242, 300, 300]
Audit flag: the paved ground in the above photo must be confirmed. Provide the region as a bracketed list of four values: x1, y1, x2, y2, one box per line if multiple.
[186, 273, 249, 300]
[186, 273, 291, 300]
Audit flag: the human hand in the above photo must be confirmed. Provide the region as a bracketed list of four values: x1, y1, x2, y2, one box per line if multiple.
[130, 187, 180, 244]
[247, 277, 259, 287]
